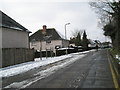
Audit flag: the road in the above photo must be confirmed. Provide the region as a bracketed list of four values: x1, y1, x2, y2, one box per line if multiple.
[26, 49, 114, 88]
[2, 49, 115, 89]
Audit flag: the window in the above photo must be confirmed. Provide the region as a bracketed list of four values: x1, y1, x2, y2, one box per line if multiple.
[31, 39, 36, 46]
[46, 40, 51, 44]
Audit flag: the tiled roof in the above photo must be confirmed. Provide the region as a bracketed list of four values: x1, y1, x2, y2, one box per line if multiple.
[30, 28, 66, 41]
[0, 11, 31, 33]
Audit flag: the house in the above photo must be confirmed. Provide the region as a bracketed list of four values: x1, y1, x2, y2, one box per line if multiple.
[0, 11, 31, 48]
[88, 39, 101, 48]
[94, 40, 101, 47]
[88, 39, 96, 48]
[0, 11, 34, 67]
[29, 25, 69, 53]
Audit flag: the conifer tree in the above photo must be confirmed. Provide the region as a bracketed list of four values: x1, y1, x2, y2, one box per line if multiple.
[75, 32, 82, 46]
[82, 30, 88, 48]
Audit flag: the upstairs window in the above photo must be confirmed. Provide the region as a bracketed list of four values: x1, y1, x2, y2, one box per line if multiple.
[31, 39, 36, 46]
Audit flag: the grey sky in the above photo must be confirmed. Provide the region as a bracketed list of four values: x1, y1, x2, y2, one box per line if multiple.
[1, 0, 109, 42]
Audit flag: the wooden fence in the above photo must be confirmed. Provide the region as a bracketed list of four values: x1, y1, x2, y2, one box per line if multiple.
[2, 48, 34, 68]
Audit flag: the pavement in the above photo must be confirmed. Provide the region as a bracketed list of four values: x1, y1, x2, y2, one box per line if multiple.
[26, 49, 114, 88]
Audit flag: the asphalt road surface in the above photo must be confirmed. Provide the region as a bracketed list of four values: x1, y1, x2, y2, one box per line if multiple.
[26, 49, 114, 88]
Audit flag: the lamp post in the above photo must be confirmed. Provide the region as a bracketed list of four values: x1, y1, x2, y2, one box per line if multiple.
[65, 23, 70, 54]
[65, 23, 70, 40]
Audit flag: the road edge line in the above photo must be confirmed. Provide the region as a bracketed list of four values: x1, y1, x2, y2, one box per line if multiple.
[107, 50, 119, 89]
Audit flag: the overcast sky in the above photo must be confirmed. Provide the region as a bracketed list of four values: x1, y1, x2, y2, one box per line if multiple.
[1, 0, 110, 42]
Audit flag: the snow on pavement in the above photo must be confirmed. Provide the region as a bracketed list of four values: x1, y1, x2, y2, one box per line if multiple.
[5, 54, 86, 88]
[22, 54, 86, 88]
[0, 55, 72, 78]
[0, 50, 95, 78]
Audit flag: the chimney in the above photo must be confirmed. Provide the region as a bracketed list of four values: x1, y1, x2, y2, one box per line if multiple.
[42, 25, 47, 34]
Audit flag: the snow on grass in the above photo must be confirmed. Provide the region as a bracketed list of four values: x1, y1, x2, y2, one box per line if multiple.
[115, 55, 120, 60]
[0, 55, 72, 78]
[115, 54, 120, 64]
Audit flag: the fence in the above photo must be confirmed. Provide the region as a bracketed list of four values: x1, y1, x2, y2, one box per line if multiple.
[2, 48, 34, 68]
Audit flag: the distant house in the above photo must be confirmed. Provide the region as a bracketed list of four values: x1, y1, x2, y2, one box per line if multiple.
[30, 25, 69, 53]
[88, 39, 101, 48]
[0, 11, 31, 48]
[88, 39, 96, 48]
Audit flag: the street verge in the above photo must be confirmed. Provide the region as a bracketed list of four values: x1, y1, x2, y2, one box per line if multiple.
[107, 50, 120, 89]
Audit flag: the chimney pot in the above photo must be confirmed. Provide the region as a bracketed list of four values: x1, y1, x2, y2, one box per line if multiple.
[42, 25, 47, 34]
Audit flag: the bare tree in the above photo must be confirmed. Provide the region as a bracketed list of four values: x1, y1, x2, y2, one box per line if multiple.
[70, 29, 84, 46]
[89, 0, 120, 26]
[70, 29, 84, 38]
[89, 0, 120, 51]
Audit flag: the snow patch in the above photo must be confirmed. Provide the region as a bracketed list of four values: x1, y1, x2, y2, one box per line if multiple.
[0, 55, 72, 78]
[115, 54, 120, 64]
[58, 48, 74, 50]
[5, 81, 27, 88]
[115, 55, 120, 60]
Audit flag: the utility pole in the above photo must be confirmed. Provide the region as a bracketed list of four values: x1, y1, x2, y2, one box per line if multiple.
[40, 40, 42, 60]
